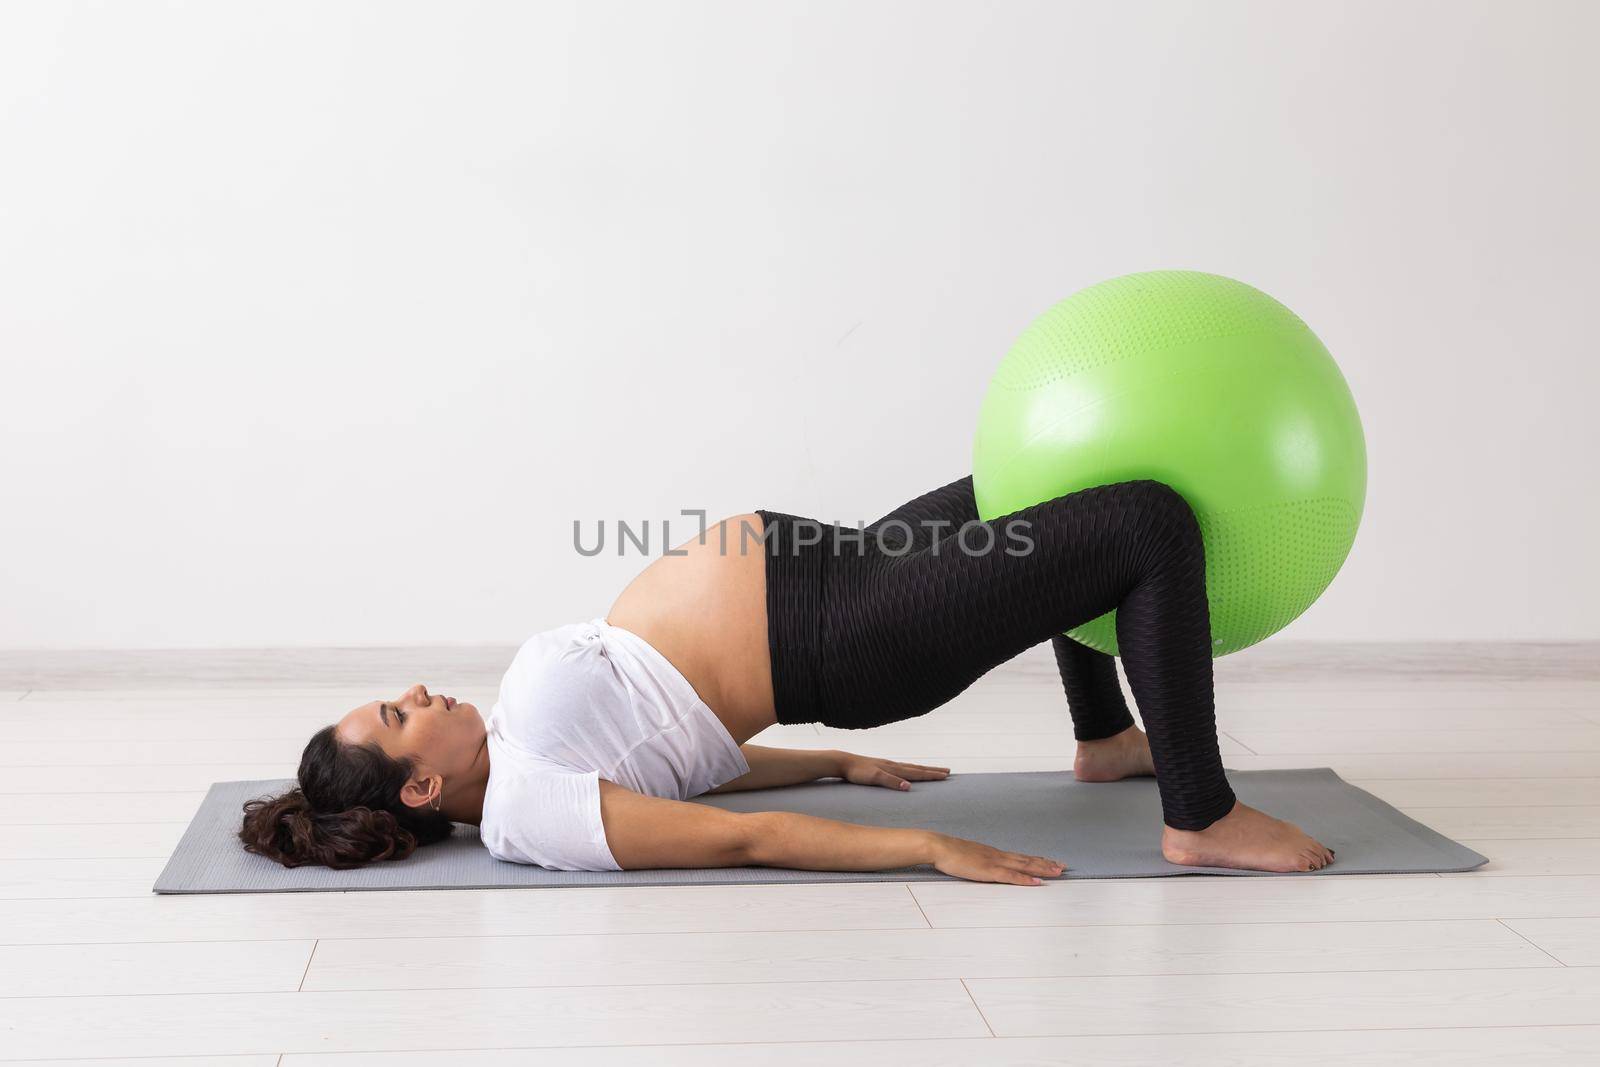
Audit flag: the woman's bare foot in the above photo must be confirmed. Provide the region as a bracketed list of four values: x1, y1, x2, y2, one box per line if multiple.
[1162, 801, 1335, 873]
[1074, 725, 1156, 782]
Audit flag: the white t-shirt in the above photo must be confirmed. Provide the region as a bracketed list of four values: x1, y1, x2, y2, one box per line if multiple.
[478, 617, 751, 871]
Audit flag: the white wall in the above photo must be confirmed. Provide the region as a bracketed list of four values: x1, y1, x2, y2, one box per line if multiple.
[2, 0, 1595, 649]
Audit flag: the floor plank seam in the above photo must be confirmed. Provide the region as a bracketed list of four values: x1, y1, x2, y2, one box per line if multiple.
[145, 1025, 1600, 1059]
[6, 790, 213, 796]
[0, 856, 172, 865]
[964, 1021, 1600, 1040]
[15, 912, 1600, 948]
[904, 884, 935, 928]
[5, 821, 192, 829]
[18, 1022, 1600, 1060]
[1496, 919, 1570, 967]
[297, 939, 319, 992]
[261, 1024, 1600, 1058]
[8, 963, 1592, 1002]
[957, 977, 996, 1037]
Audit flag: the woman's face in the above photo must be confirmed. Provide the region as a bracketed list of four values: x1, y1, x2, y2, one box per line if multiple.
[335, 683, 486, 797]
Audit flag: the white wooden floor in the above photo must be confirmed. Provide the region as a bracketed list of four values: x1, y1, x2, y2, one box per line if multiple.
[4, 648, 1600, 1064]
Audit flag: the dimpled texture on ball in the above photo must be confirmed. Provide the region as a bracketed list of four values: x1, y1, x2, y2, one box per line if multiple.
[972, 270, 1366, 657]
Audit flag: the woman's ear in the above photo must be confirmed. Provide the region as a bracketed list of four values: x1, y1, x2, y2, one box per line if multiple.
[398, 774, 441, 811]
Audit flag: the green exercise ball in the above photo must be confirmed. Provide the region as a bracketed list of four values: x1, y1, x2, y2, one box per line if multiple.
[972, 270, 1366, 657]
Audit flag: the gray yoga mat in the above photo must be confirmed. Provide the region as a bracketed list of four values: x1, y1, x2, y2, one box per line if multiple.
[153, 768, 1487, 893]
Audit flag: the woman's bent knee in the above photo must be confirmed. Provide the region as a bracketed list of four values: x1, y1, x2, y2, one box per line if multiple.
[1114, 480, 1204, 560]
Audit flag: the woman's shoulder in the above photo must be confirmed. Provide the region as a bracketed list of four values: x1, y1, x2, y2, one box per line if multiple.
[479, 758, 621, 872]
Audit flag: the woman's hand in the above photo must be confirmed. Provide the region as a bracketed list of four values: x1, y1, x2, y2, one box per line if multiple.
[928, 832, 1067, 886]
[837, 752, 952, 791]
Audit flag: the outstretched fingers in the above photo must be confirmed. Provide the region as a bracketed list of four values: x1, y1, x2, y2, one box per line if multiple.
[888, 760, 951, 778]
[1002, 851, 1068, 884]
[876, 759, 952, 790]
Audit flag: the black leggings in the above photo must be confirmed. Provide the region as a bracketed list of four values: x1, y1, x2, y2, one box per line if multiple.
[755, 475, 1236, 831]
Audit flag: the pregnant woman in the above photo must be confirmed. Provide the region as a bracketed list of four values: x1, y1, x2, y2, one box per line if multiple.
[240, 475, 1333, 881]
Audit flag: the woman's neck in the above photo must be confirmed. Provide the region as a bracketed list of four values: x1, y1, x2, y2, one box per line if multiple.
[441, 734, 491, 825]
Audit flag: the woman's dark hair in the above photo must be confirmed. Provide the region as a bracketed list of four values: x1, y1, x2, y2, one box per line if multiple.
[239, 725, 455, 869]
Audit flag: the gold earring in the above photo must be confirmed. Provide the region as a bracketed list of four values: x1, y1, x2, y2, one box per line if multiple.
[431, 790, 442, 812]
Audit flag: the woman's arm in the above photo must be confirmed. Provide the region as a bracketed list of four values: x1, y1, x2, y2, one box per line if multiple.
[704, 745, 845, 793]
[707, 746, 954, 794]
[597, 781, 1063, 885]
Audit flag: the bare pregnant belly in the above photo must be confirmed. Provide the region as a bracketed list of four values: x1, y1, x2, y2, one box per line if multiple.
[605, 512, 775, 743]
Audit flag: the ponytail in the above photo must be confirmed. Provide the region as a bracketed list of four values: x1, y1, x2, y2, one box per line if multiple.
[239, 725, 454, 869]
